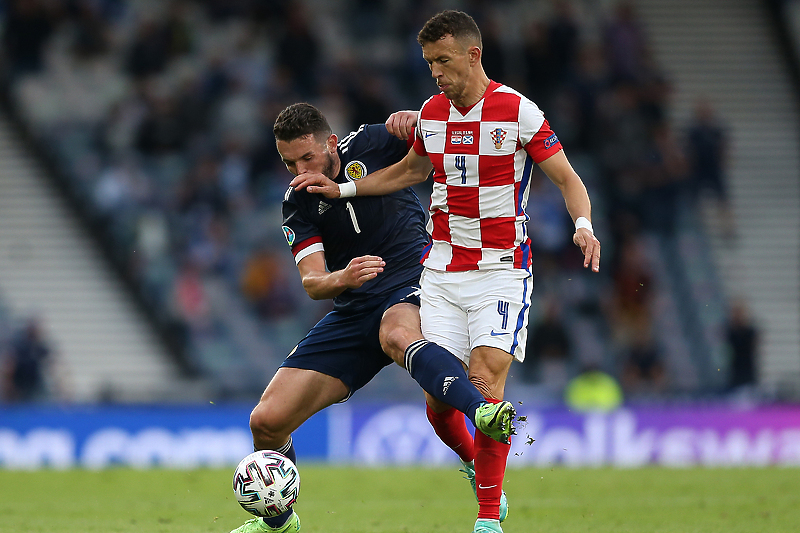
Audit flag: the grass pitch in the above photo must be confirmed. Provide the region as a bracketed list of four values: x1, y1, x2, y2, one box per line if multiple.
[0, 466, 798, 532]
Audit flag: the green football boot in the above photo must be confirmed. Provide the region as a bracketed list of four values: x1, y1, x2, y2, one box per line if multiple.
[473, 401, 516, 444]
[474, 518, 504, 532]
[229, 512, 300, 533]
[459, 459, 508, 522]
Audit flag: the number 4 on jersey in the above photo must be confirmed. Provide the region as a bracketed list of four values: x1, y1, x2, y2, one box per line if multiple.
[454, 155, 467, 184]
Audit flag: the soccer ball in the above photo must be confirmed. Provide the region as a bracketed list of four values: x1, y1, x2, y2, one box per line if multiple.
[232, 450, 300, 517]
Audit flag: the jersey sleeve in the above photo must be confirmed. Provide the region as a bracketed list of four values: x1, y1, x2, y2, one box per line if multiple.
[361, 124, 410, 163]
[412, 98, 434, 156]
[412, 129, 427, 156]
[281, 187, 324, 264]
[518, 97, 562, 164]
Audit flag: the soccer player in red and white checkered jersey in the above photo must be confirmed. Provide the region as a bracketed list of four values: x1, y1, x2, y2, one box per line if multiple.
[292, 10, 601, 533]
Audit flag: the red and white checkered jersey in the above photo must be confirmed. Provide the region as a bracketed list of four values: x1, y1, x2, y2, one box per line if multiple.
[413, 81, 563, 271]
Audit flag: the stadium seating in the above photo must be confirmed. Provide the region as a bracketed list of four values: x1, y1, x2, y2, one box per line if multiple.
[6, 0, 792, 402]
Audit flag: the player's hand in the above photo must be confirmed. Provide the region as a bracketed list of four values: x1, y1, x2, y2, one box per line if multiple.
[573, 228, 600, 272]
[341, 255, 385, 288]
[290, 172, 341, 198]
[385, 111, 419, 140]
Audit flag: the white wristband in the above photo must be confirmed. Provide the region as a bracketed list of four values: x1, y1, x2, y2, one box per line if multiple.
[338, 181, 357, 198]
[575, 216, 593, 234]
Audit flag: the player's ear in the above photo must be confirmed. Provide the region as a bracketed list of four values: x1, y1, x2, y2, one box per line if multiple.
[326, 134, 338, 153]
[469, 45, 481, 66]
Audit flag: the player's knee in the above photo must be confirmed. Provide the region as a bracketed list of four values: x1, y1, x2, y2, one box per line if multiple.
[249, 402, 289, 448]
[379, 325, 419, 364]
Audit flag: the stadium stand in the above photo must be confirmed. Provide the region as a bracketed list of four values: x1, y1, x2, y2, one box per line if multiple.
[0, 0, 795, 403]
[0, 112, 197, 402]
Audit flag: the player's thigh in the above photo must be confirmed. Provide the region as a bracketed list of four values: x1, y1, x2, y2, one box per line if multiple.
[465, 269, 532, 362]
[251, 367, 349, 437]
[468, 345, 514, 400]
[379, 302, 423, 365]
[419, 269, 470, 363]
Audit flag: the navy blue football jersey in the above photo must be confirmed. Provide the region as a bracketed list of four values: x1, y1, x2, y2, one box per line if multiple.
[281, 124, 427, 313]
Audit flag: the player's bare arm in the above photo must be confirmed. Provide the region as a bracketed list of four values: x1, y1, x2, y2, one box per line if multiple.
[385, 110, 419, 140]
[290, 147, 433, 198]
[296, 251, 385, 300]
[538, 150, 601, 273]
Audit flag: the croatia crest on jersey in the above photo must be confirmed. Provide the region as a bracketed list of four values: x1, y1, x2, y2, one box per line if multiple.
[490, 127, 507, 150]
[282, 226, 295, 246]
[345, 160, 367, 180]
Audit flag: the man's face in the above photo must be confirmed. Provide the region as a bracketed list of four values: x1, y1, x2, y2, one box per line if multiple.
[421, 34, 475, 103]
[276, 133, 338, 179]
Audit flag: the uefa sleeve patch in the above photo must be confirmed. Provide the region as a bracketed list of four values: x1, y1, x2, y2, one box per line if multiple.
[345, 160, 367, 181]
[282, 226, 296, 246]
[543, 133, 560, 150]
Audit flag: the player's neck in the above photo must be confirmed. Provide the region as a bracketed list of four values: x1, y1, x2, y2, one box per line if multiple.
[452, 69, 491, 108]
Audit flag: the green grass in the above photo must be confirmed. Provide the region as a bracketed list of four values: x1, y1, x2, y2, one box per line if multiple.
[0, 466, 798, 532]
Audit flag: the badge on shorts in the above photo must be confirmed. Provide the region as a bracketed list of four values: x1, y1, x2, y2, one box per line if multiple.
[345, 160, 367, 180]
[282, 226, 295, 246]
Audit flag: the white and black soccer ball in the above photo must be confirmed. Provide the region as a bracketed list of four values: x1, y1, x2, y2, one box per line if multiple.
[232, 450, 300, 517]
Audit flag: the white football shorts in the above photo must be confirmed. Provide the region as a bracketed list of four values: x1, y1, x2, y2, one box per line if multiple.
[419, 267, 532, 366]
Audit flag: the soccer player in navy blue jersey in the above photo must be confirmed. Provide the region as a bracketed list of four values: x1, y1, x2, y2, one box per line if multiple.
[229, 103, 515, 533]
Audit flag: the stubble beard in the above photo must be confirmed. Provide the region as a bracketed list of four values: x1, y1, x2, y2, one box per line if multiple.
[321, 151, 336, 180]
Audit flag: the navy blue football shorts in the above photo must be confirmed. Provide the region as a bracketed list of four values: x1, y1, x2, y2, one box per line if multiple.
[280, 285, 421, 399]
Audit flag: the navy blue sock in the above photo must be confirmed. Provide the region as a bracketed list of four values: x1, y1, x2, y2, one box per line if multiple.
[262, 437, 296, 528]
[274, 436, 296, 464]
[404, 340, 484, 424]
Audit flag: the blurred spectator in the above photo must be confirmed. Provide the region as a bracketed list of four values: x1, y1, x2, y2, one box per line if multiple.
[216, 78, 262, 147]
[101, 87, 150, 155]
[178, 155, 226, 215]
[604, 0, 648, 82]
[565, 43, 609, 150]
[170, 261, 212, 332]
[547, 0, 580, 86]
[686, 98, 728, 201]
[240, 247, 298, 320]
[160, 1, 194, 60]
[135, 93, 191, 154]
[608, 237, 654, 348]
[478, 15, 507, 84]
[685, 98, 735, 236]
[93, 154, 152, 216]
[275, 4, 320, 97]
[564, 363, 623, 412]
[1, 0, 56, 78]
[124, 19, 170, 79]
[347, 73, 393, 129]
[641, 120, 689, 235]
[219, 136, 253, 209]
[523, 297, 572, 390]
[620, 328, 667, 396]
[70, 0, 112, 60]
[2, 319, 50, 402]
[725, 299, 758, 391]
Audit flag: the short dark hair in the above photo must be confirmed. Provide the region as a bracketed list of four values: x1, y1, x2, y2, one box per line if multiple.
[417, 10, 482, 49]
[273, 103, 332, 143]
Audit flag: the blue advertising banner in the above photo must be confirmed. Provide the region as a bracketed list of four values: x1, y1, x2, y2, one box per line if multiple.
[0, 404, 327, 469]
[2, 403, 800, 469]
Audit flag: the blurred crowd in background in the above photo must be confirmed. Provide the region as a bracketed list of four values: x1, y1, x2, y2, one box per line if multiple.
[0, 0, 759, 403]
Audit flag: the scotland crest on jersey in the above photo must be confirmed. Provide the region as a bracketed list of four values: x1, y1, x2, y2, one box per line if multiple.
[345, 160, 367, 181]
